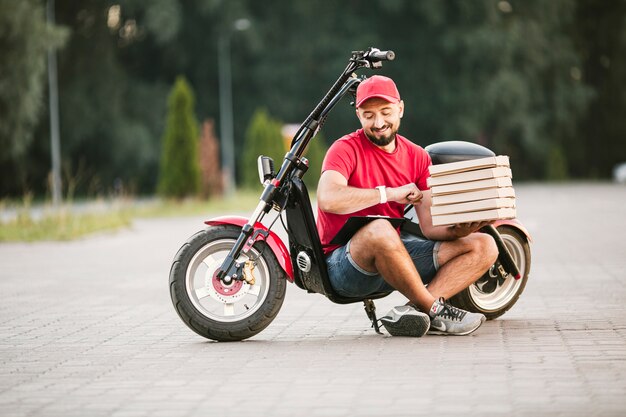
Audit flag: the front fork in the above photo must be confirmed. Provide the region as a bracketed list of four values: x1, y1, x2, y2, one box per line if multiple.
[216, 200, 271, 284]
[216, 136, 312, 284]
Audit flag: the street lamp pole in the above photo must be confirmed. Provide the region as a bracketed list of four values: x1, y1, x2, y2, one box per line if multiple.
[218, 19, 250, 196]
[218, 33, 235, 196]
[47, 0, 62, 206]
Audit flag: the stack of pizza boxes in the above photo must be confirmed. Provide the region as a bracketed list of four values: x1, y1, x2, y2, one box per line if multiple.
[427, 155, 516, 227]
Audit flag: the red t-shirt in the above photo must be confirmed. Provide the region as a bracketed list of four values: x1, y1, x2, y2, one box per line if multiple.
[317, 129, 432, 254]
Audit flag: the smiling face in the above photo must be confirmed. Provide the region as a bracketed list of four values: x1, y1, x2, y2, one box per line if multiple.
[356, 97, 404, 150]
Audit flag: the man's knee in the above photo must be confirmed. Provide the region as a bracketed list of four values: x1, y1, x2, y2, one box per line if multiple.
[473, 233, 498, 266]
[355, 219, 402, 250]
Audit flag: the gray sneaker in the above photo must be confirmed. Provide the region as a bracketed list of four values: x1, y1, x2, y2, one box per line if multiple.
[380, 305, 430, 337]
[428, 298, 486, 336]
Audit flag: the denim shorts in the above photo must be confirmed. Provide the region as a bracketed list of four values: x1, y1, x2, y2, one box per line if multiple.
[326, 232, 441, 298]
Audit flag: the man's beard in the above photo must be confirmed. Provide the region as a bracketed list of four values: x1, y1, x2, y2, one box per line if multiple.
[365, 125, 398, 147]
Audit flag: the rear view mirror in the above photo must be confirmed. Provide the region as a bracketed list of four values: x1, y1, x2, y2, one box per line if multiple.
[257, 155, 275, 185]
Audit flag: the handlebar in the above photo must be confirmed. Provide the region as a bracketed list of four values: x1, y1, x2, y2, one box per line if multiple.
[366, 48, 395, 62]
[351, 47, 395, 66]
[292, 47, 395, 145]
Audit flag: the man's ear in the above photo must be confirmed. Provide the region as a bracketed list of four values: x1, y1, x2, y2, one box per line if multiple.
[399, 100, 405, 118]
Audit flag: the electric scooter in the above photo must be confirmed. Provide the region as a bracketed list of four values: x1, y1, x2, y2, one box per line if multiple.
[169, 48, 531, 341]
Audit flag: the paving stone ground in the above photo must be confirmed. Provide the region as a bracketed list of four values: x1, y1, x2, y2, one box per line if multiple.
[1, 183, 625, 417]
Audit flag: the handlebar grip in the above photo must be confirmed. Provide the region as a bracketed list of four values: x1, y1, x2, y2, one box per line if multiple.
[368, 49, 395, 62]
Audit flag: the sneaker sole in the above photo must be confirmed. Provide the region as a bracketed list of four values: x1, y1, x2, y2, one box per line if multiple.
[427, 315, 486, 336]
[381, 314, 430, 337]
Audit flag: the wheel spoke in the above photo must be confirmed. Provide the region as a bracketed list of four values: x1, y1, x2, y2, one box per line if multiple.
[247, 285, 260, 297]
[201, 254, 218, 268]
[195, 286, 211, 300]
[224, 303, 235, 316]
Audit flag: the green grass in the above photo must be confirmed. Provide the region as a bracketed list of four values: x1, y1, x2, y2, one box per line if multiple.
[131, 190, 261, 218]
[0, 190, 263, 242]
[0, 209, 132, 242]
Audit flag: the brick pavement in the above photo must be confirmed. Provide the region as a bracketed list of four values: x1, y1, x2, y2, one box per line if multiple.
[1, 183, 625, 416]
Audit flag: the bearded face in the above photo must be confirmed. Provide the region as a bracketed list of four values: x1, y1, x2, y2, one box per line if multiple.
[356, 98, 404, 150]
[364, 122, 400, 147]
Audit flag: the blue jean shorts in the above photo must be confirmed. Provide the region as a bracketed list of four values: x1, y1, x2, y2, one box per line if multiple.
[326, 232, 441, 298]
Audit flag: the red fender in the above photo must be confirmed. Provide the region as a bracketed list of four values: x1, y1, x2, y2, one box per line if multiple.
[205, 216, 294, 282]
[493, 218, 532, 243]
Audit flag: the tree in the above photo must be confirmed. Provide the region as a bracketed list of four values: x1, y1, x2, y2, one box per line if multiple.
[240, 108, 285, 189]
[366, 0, 592, 179]
[571, 0, 626, 178]
[1, 0, 623, 199]
[54, 1, 169, 196]
[0, 0, 67, 193]
[157, 76, 201, 198]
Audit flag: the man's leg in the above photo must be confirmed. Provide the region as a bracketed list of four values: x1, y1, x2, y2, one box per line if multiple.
[426, 233, 498, 300]
[347, 221, 496, 336]
[348, 219, 436, 312]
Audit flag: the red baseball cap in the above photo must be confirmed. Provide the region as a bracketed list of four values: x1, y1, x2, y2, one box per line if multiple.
[355, 75, 401, 108]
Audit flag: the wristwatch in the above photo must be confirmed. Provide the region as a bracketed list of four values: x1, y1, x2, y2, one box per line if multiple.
[375, 186, 387, 204]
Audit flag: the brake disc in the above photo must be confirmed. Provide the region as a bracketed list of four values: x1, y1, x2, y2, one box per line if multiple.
[206, 272, 250, 304]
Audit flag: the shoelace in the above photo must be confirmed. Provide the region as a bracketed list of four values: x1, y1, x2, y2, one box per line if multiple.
[436, 298, 467, 321]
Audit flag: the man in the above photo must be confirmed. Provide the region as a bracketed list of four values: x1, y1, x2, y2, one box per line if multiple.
[316, 75, 498, 337]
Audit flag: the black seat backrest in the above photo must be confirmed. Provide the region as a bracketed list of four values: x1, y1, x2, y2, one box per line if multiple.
[285, 176, 390, 304]
[425, 141, 495, 165]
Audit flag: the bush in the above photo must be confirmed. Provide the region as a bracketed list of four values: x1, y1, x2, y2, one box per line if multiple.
[157, 76, 201, 198]
[546, 145, 569, 181]
[240, 109, 285, 189]
[240, 108, 329, 190]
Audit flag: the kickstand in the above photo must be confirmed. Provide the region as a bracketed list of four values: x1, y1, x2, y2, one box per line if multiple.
[363, 299, 383, 335]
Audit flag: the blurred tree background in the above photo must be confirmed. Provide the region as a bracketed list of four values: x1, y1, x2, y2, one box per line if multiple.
[240, 108, 285, 189]
[1, 0, 625, 199]
[157, 76, 201, 198]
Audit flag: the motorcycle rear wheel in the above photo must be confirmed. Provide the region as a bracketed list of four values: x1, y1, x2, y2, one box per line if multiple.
[169, 225, 286, 341]
[449, 226, 531, 320]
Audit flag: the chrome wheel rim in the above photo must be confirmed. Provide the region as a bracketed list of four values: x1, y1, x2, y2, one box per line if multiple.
[469, 232, 526, 311]
[185, 238, 270, 322]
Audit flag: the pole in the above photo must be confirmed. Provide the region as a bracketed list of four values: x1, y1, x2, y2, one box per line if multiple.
[218, 33, 235, 196]
[47, 0, 62, 206]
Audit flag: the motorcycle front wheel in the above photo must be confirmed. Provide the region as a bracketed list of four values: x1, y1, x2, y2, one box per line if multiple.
[449, 226, 531, 320]
[169, 225, 286, 341]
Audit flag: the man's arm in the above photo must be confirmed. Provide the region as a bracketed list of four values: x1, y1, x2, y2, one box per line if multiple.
[316, 170, 424, 215]
[414, 189, 491, 241]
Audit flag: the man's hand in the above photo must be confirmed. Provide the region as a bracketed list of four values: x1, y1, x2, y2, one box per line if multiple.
[388, 183, 423, 204]
[449, 221, 493, 238]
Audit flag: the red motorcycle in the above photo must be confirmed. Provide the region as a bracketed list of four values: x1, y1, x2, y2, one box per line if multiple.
[169, 48, 531, 341]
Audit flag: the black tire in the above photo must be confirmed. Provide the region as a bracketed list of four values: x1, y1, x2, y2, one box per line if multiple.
[169, 225, 286, 341]
[448, 226, 531, 320]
